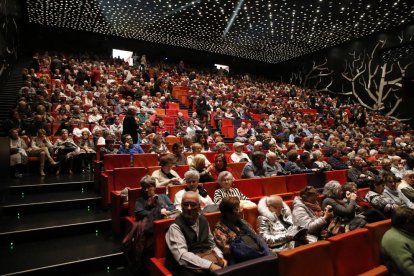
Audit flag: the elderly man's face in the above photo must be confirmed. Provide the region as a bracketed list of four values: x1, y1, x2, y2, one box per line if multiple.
[181, 193, 201, 224]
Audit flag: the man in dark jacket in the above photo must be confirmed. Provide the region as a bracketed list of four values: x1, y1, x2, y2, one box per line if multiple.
[122, 106, 139, 144]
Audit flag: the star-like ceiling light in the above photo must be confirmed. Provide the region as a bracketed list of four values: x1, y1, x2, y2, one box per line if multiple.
[26, 0, 414, 64]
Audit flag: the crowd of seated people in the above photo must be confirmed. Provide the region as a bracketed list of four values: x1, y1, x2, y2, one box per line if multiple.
[6, 51, 414, 275]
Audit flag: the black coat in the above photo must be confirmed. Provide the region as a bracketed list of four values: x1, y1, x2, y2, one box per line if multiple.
[122, 114, 139, 143]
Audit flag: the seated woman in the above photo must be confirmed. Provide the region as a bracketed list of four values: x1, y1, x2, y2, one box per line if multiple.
[28, 129, 58, 176]
[382, 174, 406, 207]
[77, 129, 96, 173]
[292, 186, 334, 240]
[213, 171, 252, 206]
[174, 170, 214, 212]
[151, 155, 183, 187]
[365, 177, 401, 217]
[322, 180, 367, 232]
[194, 133, 211, 152]
[54, 128, 79, 175]
[190, 155, 214, 183]
[311, 150, 332, 171]
[257, 195, 309, 253]
[214, 197, 271, 264]
[9, 128, 28, 178]
[210, 154, 233, 181]
[186, 143, 211, 166]
[135, 175, 177, 233]
[149, 134, 169, 155]
[342, 182, 387, 223]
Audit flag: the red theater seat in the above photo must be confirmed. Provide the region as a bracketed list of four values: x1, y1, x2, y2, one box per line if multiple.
[175, 165, 190, 178]
[233, 178, 263, 201]
[227, 162, 247, 179]
[133, 153, 159, 167]
[262, 176, 287, 195]
[113, 167, 146, 191]
[365, 219, 392, 265]
[278, 241, 335, 276]
[285, 174, 310, 192]
[328, 228, 378, 276]
[325, 169, 348, 185]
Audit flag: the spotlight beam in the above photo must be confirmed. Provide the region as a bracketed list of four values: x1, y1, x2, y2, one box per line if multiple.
[223, 0, 244, 37]
[165, 0, 202, 17]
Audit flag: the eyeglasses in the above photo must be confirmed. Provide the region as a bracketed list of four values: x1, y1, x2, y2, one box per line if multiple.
[182, 201, 199, 208]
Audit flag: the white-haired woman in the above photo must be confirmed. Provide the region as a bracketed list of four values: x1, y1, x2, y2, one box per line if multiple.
[257, 195, 309, 253]
[213, 171, 251, 205]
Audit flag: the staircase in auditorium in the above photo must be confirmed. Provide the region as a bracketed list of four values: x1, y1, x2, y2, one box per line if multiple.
[0, 174, 130, 275]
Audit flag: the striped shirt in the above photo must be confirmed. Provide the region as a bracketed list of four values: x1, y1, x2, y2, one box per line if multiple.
[213, 188, 249, 204]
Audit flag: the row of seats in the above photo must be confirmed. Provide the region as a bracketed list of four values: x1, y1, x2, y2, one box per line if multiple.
[146, 204, 391, 276]
[110, 169, 350, 234]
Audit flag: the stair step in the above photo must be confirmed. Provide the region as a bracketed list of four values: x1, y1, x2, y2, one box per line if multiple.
[0, 229, 124, 275]
[0, 207, 110, 242]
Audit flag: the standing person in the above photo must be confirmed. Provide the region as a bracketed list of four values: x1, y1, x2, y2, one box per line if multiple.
[140, 54, 147, 71]
[165, 191, 227, 275]
[122, 106, 139, 144]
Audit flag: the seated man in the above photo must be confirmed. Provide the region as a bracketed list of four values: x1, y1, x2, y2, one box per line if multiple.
[241, 151, 266, 179]
[117, 134, 144, 154]
[381, 207, 414, 276]
[263, 152, 287, 176]
[397, 172, 414, 209]
[347, 156, 380, 188]
[166, 191, 227, 275]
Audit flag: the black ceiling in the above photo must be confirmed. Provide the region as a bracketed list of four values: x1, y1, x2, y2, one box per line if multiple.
[26, 0, 414, 63]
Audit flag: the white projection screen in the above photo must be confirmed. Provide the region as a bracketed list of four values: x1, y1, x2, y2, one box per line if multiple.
[112, 49, 133, 66]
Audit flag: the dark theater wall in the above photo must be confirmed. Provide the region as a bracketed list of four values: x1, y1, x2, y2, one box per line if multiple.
[20, 23, 275, 78]
[0, 0, 22, 81]
[275, 24, 414, 123]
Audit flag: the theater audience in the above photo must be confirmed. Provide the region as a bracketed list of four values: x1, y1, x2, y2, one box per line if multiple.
[263, 151, 287, 176]
[190, 155, 214, 183]
[347, 156, 380, 188]
[54, 129, 79, 175]
[209, 154, 232, 180]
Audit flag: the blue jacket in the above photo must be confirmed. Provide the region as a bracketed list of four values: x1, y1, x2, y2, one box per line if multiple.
[118, 143, 144, 154]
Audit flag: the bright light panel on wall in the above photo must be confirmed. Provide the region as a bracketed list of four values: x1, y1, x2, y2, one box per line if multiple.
[112, 49, 133, 66]
[215, 64, 230, 72]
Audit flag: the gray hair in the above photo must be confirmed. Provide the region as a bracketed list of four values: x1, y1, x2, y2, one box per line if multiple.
[266, 151, 277, 159]
[312, 150, 322, 160]
[140, 175, 156, 189]
[184, 170, 200, 181]
[217, 171, 233, 185]
[323, 180, 342, 198]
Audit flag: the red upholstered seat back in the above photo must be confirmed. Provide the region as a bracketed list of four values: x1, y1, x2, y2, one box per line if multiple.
[233, 178, 263, 198]
[176, 165, 190, 178]
[167, 184, 186, 202]
[113, 167, 147, 190]
[203, 182, 220, 199]
[262, 176, 287, 195]
[365, 219, 392, 265]
[285, 174, 310, 192]
[278, 240, 335, 276]
[133, 153, 159, 167]
[153, 218, 175, 258]
[227, 162, 247, 179]
[328, 228, 377, 276]
[325, 169, 348, 185]
[103, 154, 131, 171]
